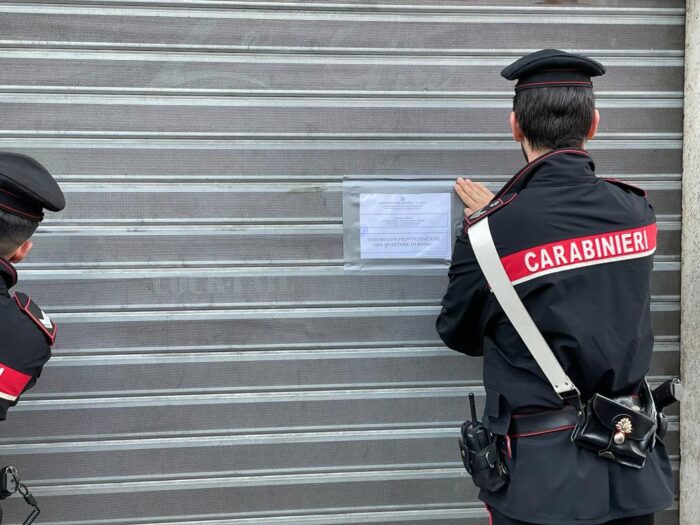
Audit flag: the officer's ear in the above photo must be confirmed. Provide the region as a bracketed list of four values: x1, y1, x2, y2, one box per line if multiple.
[7, 240, 33, 264]
[509, 112, 525, 143]
[587, 109, 600, 140]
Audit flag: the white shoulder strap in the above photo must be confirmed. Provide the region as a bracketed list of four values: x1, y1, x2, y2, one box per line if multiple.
[468, 217, 580, 401]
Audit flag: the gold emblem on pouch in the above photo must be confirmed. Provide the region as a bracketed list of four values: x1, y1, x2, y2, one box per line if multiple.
[613, 417, 633, 445]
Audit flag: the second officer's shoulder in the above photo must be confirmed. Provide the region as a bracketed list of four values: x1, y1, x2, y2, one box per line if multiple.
[0, 293, 53, 414]
[12, 292, 57, 345]
[0, 293, 55, 365]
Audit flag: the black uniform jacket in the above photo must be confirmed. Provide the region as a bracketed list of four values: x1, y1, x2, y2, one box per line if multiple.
[0, 258, 54, 420]
[436, 148, 674, 524]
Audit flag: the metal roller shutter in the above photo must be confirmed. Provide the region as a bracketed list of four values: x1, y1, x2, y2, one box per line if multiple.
[0, 1, 682, 523]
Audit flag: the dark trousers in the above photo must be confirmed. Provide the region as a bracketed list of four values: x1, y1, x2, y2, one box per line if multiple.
[487, 506, 654, 525]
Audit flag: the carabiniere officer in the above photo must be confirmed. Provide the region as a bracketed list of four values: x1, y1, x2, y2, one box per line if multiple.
[0, 152, 63, 418]
[436, 50, 674, 524]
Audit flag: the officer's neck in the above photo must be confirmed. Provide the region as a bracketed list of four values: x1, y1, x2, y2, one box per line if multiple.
[525, 147, 552, 163]
[522, 141, 586, 163]
[521, 139, 552, 162]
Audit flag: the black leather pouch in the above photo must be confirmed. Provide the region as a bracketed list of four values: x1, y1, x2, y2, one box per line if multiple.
[571, 381, 657, 469]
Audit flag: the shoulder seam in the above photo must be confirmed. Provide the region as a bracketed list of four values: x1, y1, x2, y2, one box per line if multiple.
[464, 193, 518, 233]
[603, 178, 648, 198]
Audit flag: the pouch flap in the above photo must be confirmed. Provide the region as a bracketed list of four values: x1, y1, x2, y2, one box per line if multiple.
[591, 394, 656, 440]
[484, 389, 511, 436]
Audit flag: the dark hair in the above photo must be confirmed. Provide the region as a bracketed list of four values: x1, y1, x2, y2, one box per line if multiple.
[513, 87, 595, 151]
[0, 208, 39, 257]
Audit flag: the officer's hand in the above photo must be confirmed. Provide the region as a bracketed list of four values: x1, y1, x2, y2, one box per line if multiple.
[454, 178, 495, 216]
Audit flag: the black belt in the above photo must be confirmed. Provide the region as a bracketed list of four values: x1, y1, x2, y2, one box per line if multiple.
[509, 396, 643, 439]
[509, 406, 578, 438]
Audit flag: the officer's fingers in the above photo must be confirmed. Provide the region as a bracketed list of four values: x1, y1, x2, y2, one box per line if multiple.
[455, 184, 480, 209]
[455, 178, 472, 196]
[464, 207, 473, 217]
[473, 182, 495, 200]
[455, 179, 480, 203]
[462, 179, 486, 199]
[454, 181, 473, 204]
[462, 181, 490, 209]
[456, 177, 479, 191]
[465, 180, 491, 204]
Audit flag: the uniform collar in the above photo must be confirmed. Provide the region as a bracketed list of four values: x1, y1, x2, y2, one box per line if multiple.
[495, 147, 596, 199]
[0, 257, 17, 294]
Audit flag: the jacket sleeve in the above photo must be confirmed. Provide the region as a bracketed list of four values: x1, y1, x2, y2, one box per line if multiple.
[0, 308, 53, 421]
[0, 342, 50, 421]
[435, 233, 489, 356]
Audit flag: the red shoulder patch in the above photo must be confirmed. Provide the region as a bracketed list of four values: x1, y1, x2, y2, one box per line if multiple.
[0, 364, 32, 402]
[13, 292, 57, 346]
[603, 178, 647, 198]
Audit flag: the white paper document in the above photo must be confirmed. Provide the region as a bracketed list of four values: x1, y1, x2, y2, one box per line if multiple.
[359, 193, 452, 259]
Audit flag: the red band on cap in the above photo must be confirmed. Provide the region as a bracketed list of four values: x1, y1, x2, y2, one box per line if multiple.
[516, 80, 593, 90]
[0, 189, 43, 221]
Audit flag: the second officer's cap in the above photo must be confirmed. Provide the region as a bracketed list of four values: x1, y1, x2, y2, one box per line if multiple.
[501, 49, 606, 92]
[0, 152, 65, 222]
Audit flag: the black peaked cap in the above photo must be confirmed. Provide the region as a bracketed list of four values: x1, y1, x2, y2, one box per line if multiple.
[501, 49, 606, 92]
[0, 152, 65, 222]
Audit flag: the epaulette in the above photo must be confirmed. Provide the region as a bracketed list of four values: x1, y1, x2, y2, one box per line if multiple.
[603, 178, 647, 198]
[13, 292, 57, 345]
[463, 193, 518, 232]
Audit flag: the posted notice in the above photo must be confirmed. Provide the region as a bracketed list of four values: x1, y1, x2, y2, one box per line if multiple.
[359, 193, 452, 260]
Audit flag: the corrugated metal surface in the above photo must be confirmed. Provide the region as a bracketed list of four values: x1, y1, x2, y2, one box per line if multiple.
[0, 1, 682, 523]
